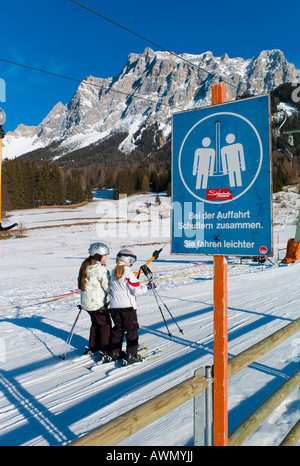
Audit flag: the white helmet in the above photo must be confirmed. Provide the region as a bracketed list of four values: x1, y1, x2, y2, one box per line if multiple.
[116, 248, 137, 267]
[89, 242, 110, 257]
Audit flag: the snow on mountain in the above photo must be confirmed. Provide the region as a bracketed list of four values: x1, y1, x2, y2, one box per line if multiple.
[3, 48, 300, 161]
[277, 101, 299, 117]
[2, 124, 42, 159]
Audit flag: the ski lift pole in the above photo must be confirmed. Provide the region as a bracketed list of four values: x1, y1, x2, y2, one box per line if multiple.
[135, 241, 170, 278]
[0, 109, 18, 231]
[136, 249, 162, 278]
[59, 305, 82, 359]
[0, 121, 5, 226]
[212, 82, 228, 446]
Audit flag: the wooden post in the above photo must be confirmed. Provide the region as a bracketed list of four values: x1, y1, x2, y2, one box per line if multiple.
[211, 82, 228, 446]
[211, 82, 225, 107]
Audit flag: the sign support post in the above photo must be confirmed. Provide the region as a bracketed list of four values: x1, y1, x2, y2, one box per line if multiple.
[211, 82, 228, 446]
[171, 83, 272, 446]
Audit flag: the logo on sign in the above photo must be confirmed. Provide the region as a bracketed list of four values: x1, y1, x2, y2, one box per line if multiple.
[259, 246, 268, 255]
[206, 189, 233, 200]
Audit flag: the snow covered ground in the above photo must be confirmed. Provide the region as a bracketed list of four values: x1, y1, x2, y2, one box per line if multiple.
[0, 188, 299, 446]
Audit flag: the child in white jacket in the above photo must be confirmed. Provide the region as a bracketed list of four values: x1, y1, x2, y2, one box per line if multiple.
[110, 248, 155, 364]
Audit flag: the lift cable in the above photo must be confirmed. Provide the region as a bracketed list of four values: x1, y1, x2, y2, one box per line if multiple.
[0, 57, 185, 111]
[70, 0, 241, 91]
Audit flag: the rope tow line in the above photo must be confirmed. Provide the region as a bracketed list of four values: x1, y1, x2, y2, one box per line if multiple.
[0, 290, 80, 310]
[0, 261, 243, 311]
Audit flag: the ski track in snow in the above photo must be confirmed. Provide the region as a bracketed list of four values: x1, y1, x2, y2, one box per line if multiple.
[0, 191, 299, 446]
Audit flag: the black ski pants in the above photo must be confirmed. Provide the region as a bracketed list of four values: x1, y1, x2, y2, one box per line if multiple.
[87, 309, 111, 354]
[110, 307, 139, 356]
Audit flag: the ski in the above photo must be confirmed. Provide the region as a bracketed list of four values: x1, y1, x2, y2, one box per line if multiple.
[88, 347, 162, 372]
[70, 353, 93, 364]
[87, 346, 147, 371]
[63, 347, 106, 368]
[70, 348, 97, 364]
[88, 358, 114, 372]
[121, 348, 162, 367]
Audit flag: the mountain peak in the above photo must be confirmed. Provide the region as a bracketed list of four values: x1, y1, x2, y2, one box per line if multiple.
[3, 48, 299, 161]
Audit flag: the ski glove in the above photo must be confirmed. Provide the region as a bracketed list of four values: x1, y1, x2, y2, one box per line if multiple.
[147, 282, 157, 290]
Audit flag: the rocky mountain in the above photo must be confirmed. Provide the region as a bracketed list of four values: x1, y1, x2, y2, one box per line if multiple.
[3, 48, 300, 164]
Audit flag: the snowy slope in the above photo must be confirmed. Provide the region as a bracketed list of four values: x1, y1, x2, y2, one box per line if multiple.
[0, 189, 299, 446]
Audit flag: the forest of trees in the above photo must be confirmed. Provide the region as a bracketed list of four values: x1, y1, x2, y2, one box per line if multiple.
[1, 158, 171, 212]
[113, 166, 170, 200]
[2, 160, 92, 211]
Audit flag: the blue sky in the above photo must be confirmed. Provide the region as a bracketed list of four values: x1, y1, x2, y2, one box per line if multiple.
[1, 0, 299, 132]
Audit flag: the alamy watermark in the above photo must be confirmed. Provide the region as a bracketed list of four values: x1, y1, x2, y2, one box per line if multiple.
[0, 78, 6, 102]
[292, 77, 300, 103]
[292, 337, 300, 363]
[95, 194, 172, 239]
[0, 338, 6, 363]
[94, 194, 207, 241]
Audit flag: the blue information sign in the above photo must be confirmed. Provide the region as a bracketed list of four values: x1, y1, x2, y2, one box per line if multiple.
[171, 94, 272, 256]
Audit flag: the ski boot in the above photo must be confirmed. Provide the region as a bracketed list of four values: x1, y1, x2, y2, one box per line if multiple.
[101, 354, 113, 364]
[126, 353, 143, 365]
[111, 351, 127, 361]
[83, 346, 94, 356]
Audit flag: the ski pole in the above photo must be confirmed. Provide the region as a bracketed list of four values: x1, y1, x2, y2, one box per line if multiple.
[141, 265, 172, 336]
[151, 285, 172, 337]
[141, 264, 183, 336]
[59, 305, 82, 359]
[152, 288, 184, 335]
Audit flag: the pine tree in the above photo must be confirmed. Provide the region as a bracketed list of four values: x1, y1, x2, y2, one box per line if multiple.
[66, 175, 76, 203]
[141, 174, 150, 193]
[65, 174, 85, 203]
[26, 161, 39, 207]
[84, 182, 93, 201]
[114, 168, 135, 199]
[50, 165, 65, 204]
[134, 166, 147, 191]
[167, 181, 171, 197]
[40, 161, 52, 204]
